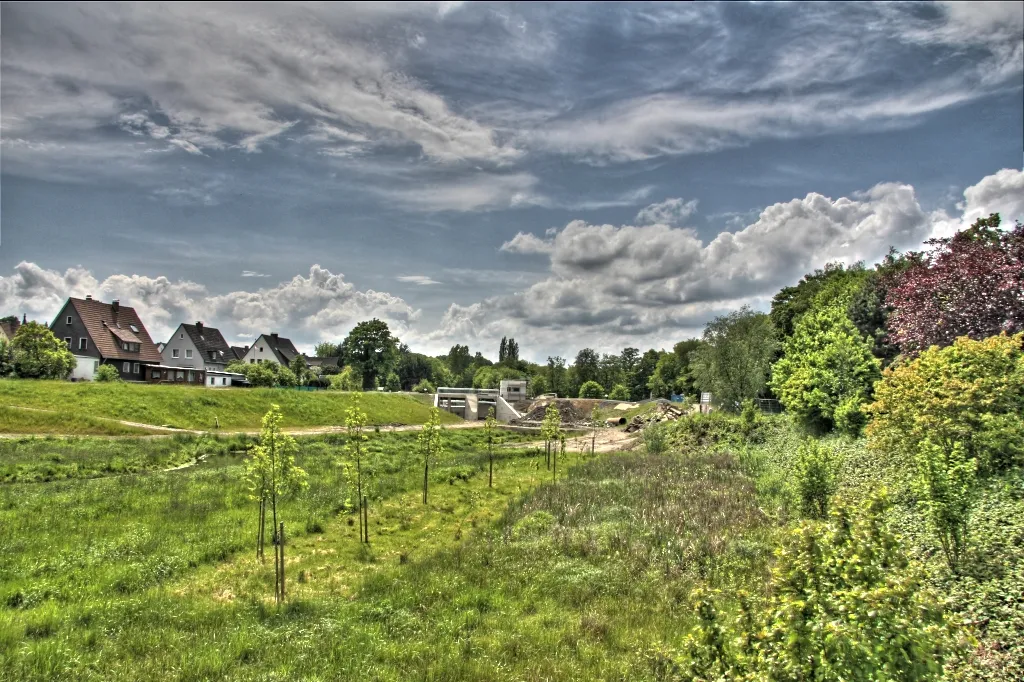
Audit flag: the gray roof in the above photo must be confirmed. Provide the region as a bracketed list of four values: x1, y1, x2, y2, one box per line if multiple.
[260, 334, 301, 365]
[181, 323, 231, 363]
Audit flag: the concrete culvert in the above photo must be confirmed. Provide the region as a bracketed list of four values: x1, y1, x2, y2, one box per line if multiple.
[606, 417, 627, 426]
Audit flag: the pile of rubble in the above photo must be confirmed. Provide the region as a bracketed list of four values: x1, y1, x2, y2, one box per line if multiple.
[624, 401, 686, 433]
[513, 399, 590, 427]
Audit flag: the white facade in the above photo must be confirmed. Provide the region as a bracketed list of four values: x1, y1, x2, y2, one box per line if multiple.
[162, 323, 228, 371]
[240, 334, 280, 365]
[205, 371, 245, 387]
[70, 355, 100, 381]
[499, 379, 528, 402]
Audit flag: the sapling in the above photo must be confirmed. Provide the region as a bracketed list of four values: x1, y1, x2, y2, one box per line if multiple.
[484, 407, 497, 488]
[344, 394, 369, 543]
[418, 407, 445, 505]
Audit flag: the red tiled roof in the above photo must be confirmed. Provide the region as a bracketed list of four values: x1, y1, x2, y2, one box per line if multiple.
[65, 298, 163, 363]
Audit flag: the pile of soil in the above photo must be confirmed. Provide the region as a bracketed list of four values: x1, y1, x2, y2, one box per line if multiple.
[516, 399, 589, 425]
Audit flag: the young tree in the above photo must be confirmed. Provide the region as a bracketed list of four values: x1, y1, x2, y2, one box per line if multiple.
[11, 322, 76, 379]
[689, 308, 777, 410]
[385, 371, 401, 392]
[541, 402, 561, 470]
[769, 303, 881, 435]
[289, 354, 309, 386]
[914, 439, 976, 573]
[578, 380, 604, 398]
[484, 407, 497, 488]
[330, 365, 364, 391]
[418, 407, 445, 504]
[344, 394, 370, 543]
[886, 214, 1024, 354]
[245, 405, 307, 603]
[340, 319, 400, 389]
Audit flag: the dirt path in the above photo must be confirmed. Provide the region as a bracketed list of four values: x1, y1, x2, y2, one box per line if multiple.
[502, 427, 637, 454]
[0, 404, 486, 439]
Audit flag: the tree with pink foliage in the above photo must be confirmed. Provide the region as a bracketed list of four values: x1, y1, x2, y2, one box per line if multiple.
[886, 214, 1024, 354]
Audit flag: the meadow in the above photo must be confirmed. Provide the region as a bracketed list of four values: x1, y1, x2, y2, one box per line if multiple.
[0, 381, 459, 433]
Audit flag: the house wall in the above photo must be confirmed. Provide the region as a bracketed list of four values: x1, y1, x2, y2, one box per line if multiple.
[145, 366, 206, 385]
[70, 355, 100, 381]
[52, 301, 101, 362]
[240, 335, 281, 365]
[103, 358, 152, 381]
[162, 325, 203, 369]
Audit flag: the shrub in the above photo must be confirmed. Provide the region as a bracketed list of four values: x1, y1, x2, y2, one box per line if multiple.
[412, 378, 435, 394]
[11, 322, 76, 379]
[578, 380, 604, 399]
[329, 365, 363, 391]
[659, 494, 955, 681]
[608, 384, 630, 401]
[794, 438, 839, 519]
[94, 364, 122, 382]
[642, 422, 668, 455]
[913, 439, 976, 572]
[769, 303, 880, 434]
[385, 372, 401, 392]
[866, 333, 1024, 476]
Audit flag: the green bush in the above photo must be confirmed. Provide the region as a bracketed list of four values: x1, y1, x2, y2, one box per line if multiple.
[608, 384, 630, 401]
[412, 378, 435, 394]
[329, 366, 363, 391]
[642, 422, 668, 455]
[769, 303, 880, 434]
[93, 365, 122, 383]
[659, 495, 955, 681]
[913, 439, 976, 573]
[867, 333, 1024, 476]
[578, 380, 604, 399]
[794, 438, 839, 519]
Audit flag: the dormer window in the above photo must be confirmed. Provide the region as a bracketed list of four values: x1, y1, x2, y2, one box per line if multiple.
[121, 341, 140, 352]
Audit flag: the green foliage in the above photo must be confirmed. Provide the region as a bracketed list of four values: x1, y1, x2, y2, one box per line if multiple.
[412, 378, 435, 394]
[541, 402, 561, 445]
[914, 439, 977, 572]
[93, 364, 122, 382]
[236, 360, 297, 388]
[642, 422, 668, 455]
[313, 342, 340, 358]
[384, 372, 401, 392]
[288, 355, 309, 385]
[472, 364, 524, 389]
[528, 374, 548, 397]
[690, 308, 778, 410]
[770, 261, 870, 340]
[770, 303, 880, 435]
[245, 405, 308, 504]
[867, 333, 1024, 476]
[341, 319, 400, 390]
[578, 380, 604, 399]
[0, 337, 13, 377]
[329, 365, 363, 391]
[11, 322, 76, 380]
[608, 384, 630, 401]
[794, 438, 839, 519]
[417, 407, 445, 504]
[664, 495, 954, 682]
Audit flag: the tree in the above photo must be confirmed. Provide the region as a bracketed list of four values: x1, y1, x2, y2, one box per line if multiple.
[866, 332, 1024, 476]
[244, 362, 278, 388]
[914, 439, 976, 572]
[529, 374, 548, 397]
[609, 384, 630, 400]
[397, 350, 435, 390]
[770, 262, 869, 341]
[484, 407, 497, 488]
[620, 347, 640, 378]
[541, 402, 561, 470]
[418, 407, 444, 504]
[573, 348, 601, 388]
[314, 342, 340, 358]
[498, 337, 507, 364]
[886, 214, 1024, 354]
[689, 308, 777, 410]
[340, 319, 400, 389]
[245, 405, 307, 603]
[11, 322, 76, 379]
[630, 349, 660, 401]
[546, 356, 567, 397]
[344, 394, 370, 544]
[94, 364, 122, 382]
[769, 303, 881, 435]
[289, 355, 309, 386]
[794, 438, 840, 519]
[578, 380, 604, 399]
[385, 372, 401, 392]
[0, 337, 12, 377]
[446, 344, 472, 378]
[412, 378, 435, 393]
[329, 365, 364, 391]
[597, 353, 626, 394]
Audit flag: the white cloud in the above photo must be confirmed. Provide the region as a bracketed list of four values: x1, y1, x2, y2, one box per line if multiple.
[500, 232, 555, 255]
[928, 167, 1024, 239]
[379, 171, 543, 212]
[397, 275, 441, 286]
[636, 197, 699, 226]
[0, 264, 419, 352]
[241, 271, 271, 278]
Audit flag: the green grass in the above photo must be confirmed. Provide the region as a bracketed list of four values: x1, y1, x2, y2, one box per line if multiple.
[0, 380, 460, 432]
[0, 407, 159, 437]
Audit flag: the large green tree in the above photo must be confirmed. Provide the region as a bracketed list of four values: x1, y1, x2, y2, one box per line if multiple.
[770, 303, 881, 435]
[689, 308, 777, 410]
[770, 262, 869, 341]
[11, 322, 76, 379]
[340, 319, 400, 390]
[630, 349, 661, 401]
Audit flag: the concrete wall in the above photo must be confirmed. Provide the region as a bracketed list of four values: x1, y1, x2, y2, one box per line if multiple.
[70, 355, 99, 381]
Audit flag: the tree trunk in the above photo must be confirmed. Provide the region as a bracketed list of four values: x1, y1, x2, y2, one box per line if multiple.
[553, 444, 557, 483]
[488, 441, 493, 488]
[423, 450, 429, 505]
[356, 452, 363, 545]
[278, 522, 286, 602]
[271, 435, 280, 604]
[362, 496, 369, 543]
[257, 496, 266, 562]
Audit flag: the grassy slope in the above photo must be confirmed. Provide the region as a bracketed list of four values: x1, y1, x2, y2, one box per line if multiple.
[0, 407, 159, 437]
[0, 380, 459, 431]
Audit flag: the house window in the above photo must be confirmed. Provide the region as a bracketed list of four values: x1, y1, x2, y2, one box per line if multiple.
[66, 316, 72, 325]
[222, 378, 227, 386]
[210, 377, 215, 385]
[152, 370, 161, 380]
[94, 361, 99, 371]
[185, 349, 193, 359]
[172, 349, 180, 358]
[133, 363, 140, 374]
[129, 325, 139, 333]
[78, 338, 88, 350]
[64, 337, 72, 346]
[250, 359, 255, 364]
[259, 346, 264, 352]
[175, 371, 184, 380]
[122, 362, 130, 373]
[179, 333, 184, 339]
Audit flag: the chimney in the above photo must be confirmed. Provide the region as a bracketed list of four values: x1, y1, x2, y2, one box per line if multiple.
[270, 332, 279, 343]
[85, 295, 92, 301]
[111, 299, 120, 316]
[196, 321, 203, 334]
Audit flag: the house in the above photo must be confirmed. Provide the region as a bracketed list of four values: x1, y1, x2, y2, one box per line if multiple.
[238, 333, 303, 367]
[50, 296, 163, 381]
[162, 321, 233, 372]
[229, 346, 249, 362]
[305, 355, 341, 371]
[0, 315, 23, 341]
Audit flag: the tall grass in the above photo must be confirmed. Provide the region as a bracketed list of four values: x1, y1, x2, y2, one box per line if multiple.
[0, 406, 158, 436]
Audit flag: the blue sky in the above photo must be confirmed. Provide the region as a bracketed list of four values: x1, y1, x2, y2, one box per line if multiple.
[1, 1, 1022, 360]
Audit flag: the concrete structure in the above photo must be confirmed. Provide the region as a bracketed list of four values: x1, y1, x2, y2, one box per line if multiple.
[434, 387, 522, 422]
[499, 379, 528, 403]
[239, 333, 302, 366]
[205, 370, 247, 387]
[162, 322, 233, 372]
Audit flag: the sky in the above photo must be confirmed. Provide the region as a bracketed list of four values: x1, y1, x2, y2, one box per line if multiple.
[1, 1, 1022, 362]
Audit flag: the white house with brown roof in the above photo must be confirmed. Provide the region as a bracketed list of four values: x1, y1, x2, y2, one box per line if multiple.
[49, 296, 164, 381]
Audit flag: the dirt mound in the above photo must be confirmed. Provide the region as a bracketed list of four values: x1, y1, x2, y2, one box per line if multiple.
[624, 401, 687, 432]
[516, 398, 588, 425]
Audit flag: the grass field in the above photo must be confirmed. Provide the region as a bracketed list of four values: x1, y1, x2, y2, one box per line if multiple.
[0, 380, 460, 432]
[0, 406, 160, 437]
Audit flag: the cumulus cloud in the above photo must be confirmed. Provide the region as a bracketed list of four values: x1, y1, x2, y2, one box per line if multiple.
[429, 168, 1024, 357]
[0, 264, 419, 351]
[636, 198, 699, 226]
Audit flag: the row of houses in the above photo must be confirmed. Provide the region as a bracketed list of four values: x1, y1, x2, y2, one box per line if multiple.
[44, 295, 338, 385]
